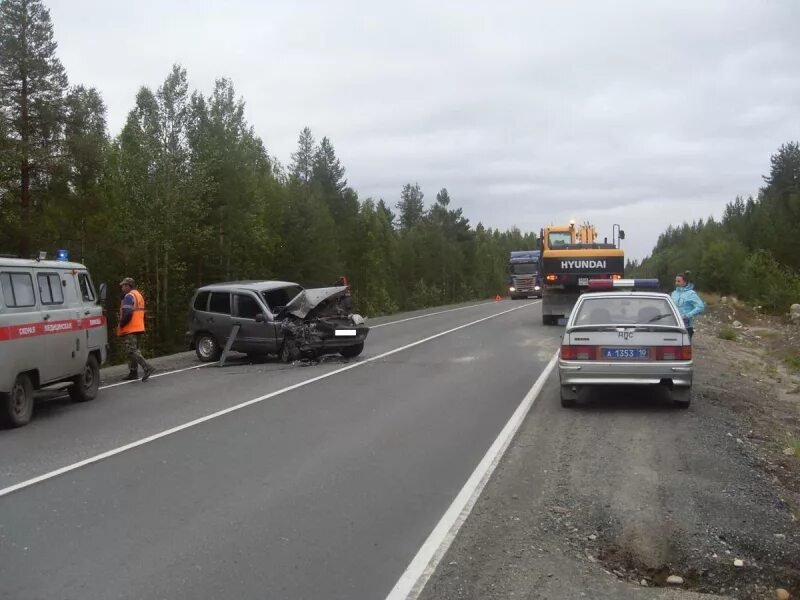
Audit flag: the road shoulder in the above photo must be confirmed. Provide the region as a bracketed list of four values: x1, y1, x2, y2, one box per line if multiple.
[419, 313, 799, 599]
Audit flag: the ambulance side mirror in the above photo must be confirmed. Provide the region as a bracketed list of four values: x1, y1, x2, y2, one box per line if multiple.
[98, 283, 107, 304]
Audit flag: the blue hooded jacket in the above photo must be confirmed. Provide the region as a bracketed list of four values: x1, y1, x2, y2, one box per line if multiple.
[671, 283, 704, 327]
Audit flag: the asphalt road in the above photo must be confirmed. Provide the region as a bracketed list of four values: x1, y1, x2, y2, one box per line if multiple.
[0, 299, 559, 599]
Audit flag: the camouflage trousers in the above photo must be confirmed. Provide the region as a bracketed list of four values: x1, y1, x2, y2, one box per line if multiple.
[123, 333, 151, 373]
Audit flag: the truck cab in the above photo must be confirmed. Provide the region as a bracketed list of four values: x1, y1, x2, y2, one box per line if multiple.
[538, 222, 624, 325]
[507, 250, 542, 299]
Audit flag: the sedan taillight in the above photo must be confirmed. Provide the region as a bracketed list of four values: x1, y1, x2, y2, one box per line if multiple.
[654, 346, 692, 360]
[560, 345, 597, 360]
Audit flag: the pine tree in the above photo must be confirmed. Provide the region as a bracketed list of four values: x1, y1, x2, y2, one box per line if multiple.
[290, 126, 315, 186]
[0, 0, 68, 256]
[396, 182, 425, 231]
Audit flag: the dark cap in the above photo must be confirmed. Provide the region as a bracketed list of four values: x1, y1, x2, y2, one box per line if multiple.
[119, 277, 135, 287]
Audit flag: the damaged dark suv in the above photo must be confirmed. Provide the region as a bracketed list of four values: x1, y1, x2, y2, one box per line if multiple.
[187, 281, 369, 363]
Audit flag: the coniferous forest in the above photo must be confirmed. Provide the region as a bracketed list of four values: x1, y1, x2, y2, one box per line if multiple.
[0, 0, 536, 357]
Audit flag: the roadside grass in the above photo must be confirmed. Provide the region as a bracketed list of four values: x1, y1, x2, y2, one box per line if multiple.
[785, 437, 800, 458]
[784, 352, 800, 372]
[718, 326, 737, 341]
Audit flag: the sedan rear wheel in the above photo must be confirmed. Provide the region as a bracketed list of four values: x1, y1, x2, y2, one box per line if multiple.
[560, 384, 578, 408]
[672, 386, 691, 409]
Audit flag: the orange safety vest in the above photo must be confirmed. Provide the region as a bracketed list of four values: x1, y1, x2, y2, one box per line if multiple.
[117, 289, 146, 336]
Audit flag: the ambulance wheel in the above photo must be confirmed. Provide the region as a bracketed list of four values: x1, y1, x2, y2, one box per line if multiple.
[1, 374, 34, 428]
[69, 355, 100, 402]
[195, 333, 221, 362]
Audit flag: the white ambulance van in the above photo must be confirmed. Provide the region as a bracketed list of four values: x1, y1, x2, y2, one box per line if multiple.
[0, 255, 108, 427]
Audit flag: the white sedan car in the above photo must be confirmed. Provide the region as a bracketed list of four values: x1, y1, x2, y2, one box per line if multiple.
[558, 279, 693, 408]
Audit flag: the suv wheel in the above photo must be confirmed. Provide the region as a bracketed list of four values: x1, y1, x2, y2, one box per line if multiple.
[1, 374, 34, 428]
[339, 342, 364, 358]
[195, 334, 221, 362]
[69, 355, 100, 402]
[279, 339, 299, 363]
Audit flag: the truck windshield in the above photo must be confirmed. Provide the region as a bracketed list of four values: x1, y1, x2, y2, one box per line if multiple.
[510, 263, 538, 275]
[548, 232, 572, 247]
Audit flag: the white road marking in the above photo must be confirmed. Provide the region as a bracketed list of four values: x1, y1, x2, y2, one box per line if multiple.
[371, 301, 498, 328]
[0, 301, 539, 499]
[96, 301, 533, 388]
[384, 351, 559, 600]
[99, 362, 216, 390]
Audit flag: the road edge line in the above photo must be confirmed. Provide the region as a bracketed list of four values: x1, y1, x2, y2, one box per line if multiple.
[384, 350, 559, 600]
[0, 301, 539, 499]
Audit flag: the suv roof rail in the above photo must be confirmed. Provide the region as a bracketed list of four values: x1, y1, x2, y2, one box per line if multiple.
[0, 253, 19, 258]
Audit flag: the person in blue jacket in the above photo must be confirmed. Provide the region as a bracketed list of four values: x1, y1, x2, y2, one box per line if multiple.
[672, 271, 704, 341]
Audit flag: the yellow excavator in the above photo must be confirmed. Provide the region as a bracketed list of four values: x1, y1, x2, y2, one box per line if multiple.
[538, 220, 625, 325]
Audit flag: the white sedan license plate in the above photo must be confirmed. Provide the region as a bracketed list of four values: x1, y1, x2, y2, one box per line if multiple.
[335, 329, 357, 337]
[578, 277, 589, 286]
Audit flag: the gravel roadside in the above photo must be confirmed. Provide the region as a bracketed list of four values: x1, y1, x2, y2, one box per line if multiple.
[419, 308, 799, 600]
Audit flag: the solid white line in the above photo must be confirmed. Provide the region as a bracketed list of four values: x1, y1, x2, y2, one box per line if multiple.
[97, 301, 528, 388]
[99, 362, 217, 390]
[384, 351, 559, 600]
[370, 302, 494, 329]
[0, 301, 539, 499]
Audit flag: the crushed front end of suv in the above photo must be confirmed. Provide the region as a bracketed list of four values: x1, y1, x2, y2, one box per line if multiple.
[277, 286, 369, 362]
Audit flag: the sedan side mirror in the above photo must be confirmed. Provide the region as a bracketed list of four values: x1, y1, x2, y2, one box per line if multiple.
[255, 313, 265, 323]
[98, 283, 107, 303]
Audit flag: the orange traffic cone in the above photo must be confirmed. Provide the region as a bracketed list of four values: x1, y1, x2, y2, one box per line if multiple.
[495, 294, 503, 301]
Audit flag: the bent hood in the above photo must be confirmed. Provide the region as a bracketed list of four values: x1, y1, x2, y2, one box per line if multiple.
[284, 286, 348, 319]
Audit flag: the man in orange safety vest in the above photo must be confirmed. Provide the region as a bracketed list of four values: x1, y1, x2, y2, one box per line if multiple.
[118, 277, 155, 382]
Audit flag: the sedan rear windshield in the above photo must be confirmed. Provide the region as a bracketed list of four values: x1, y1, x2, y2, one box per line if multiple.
[573, 297, 678, 326]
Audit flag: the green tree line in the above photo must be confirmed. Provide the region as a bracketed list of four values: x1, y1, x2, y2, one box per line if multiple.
[628, 142, 800, 313]
[0, 0, 536, 358]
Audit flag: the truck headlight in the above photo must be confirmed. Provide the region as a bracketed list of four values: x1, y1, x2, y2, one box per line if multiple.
[534, 286, 541, 291]
[509, 286, 516, 292]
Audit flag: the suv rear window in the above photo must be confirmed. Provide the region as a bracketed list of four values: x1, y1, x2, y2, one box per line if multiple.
[0, 272, 36, 308]
[193, 291, 210, 311]
[208, 292, 231, 315]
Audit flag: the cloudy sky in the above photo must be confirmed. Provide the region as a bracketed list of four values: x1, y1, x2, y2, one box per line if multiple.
[47, 0, 799, 260]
